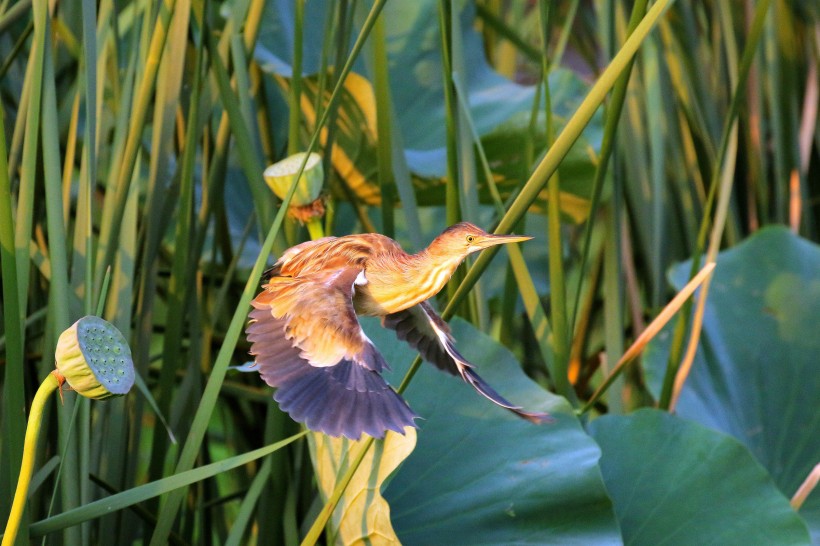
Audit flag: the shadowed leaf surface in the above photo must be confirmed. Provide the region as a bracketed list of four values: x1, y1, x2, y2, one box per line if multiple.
[362, 317, 620, 545]
[588, 409, 810, 545]
[644, 227, 820, 541]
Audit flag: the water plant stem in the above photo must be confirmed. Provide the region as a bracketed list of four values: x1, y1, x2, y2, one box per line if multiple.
[3, 373, 62, 546]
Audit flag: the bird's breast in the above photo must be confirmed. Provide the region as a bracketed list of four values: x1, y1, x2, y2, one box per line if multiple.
[352, 281, 402, 316]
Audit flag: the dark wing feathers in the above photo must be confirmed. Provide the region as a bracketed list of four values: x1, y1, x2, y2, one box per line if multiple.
[383, 302, 459, 375]
[268, 360, 416, 439]
[246, 269, 417, 439]
[383, 302, 551, 424]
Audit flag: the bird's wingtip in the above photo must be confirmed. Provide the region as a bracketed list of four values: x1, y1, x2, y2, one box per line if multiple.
[513, 409, 555, 425]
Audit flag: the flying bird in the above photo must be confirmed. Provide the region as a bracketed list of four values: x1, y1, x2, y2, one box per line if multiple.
[246, 222, 550, 439]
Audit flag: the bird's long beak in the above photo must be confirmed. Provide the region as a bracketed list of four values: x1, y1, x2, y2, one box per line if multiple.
[477, 233, 533, 248]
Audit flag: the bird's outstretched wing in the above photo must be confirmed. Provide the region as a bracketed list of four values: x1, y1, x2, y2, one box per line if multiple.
[247, 267, 418, 439]
[383, 302, 551, 424]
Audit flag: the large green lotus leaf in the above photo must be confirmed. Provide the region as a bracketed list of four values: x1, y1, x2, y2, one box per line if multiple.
[643, 227, 820, 541]
[359, 317, 620, 545]
[588, 410, 810, 545]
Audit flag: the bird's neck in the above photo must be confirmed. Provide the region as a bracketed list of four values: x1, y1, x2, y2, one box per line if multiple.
[407, 247, 465, 301]
[357, 244, 465, 315]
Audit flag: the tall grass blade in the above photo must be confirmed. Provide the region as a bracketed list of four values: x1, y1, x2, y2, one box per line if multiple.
[94, 0, 177, 293]
[538, 0, 573, 401]
[40, 8, 82, 542]
[148, 0, 195, 485]
[0, 98, 26, 538]
[29, 433, 307, 538]
[571, 0, 647, 333]
[370, 15, 397, 238]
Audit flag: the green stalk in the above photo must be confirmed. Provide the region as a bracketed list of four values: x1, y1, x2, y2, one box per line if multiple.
[305, 217, 325, 241]
[149, 1, 202, 483]
[207, 32, 270, 230]
[0, 20, 32, 80]
[80, 0, 97, 315]
[300, 437, 373, 546]
[450, 6, 487, 328]
[2, 374, 61, 546]
[763, 4, 787, 224]
[41, 13, 79, 542]
[602, 203, 625, 413]
[570, 0, 648, 334]
[0, 99, 26, 542]
[438, 0, 463, 303]
[371, 15, 396, 238]
[658, 0, 772, 409]
[13, 0, 45, 340]
[0, 0, 31, 34]
[350, 3, 421, 244]
[288, 0, 304, 157]
[473, 2, 540, 62]
[94, 0, 177, 295]
[224, 457, 273, 546]
[538, 0, 573, 402]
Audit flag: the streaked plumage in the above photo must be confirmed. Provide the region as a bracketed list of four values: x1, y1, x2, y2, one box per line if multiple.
[246, 222, 550, 439]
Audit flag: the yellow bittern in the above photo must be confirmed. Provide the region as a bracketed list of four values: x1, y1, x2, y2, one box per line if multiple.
[246, 222, 550, 439]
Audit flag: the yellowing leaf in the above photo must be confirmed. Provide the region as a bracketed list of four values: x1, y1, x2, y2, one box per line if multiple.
[310, 428, 416, 546]
[276, 71, 381, 205]
[271, 70, 594, 222]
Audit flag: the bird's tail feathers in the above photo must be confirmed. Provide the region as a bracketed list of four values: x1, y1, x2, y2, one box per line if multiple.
[457, 365, 553, 424]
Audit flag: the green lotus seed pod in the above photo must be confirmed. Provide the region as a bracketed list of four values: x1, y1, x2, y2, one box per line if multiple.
[264, 152, 324, 206]
[55, 316, 135, 400]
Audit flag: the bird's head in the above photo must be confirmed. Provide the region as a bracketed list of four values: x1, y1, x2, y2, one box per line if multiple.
[433, 222, 533, 258]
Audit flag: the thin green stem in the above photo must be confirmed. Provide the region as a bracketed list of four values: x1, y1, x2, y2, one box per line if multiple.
[438, 0, 463, 304]
[288, 0, 304, 156]
[658, 0, 772, 409]
[3, 374, 61, 546]
[539, 0, 574, 403]
[300, 437, 374, 546]
[570, 0, 648, 334]
[371, 15, 396, 238]
[95, 0, 177, 294]
[0, 93, 26, 536]
[305, 217, 325, 241]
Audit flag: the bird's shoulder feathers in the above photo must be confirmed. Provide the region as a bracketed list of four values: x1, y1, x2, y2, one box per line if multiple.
[269, 233, 404, 277]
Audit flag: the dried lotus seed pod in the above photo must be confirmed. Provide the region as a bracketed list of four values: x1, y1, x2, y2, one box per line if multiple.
[263, 152, 324, 207]
[55, 316, 135, 400]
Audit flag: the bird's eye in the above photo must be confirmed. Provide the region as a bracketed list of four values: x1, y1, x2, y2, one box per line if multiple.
[466, 235, 475, 243]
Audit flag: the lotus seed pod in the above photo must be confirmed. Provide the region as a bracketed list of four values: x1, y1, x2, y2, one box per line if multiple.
[55, 316, 135, 400]
[263, 152, 324, 206]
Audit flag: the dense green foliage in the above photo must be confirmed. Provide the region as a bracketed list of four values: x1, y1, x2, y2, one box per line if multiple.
[1, 0, 818, 544]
